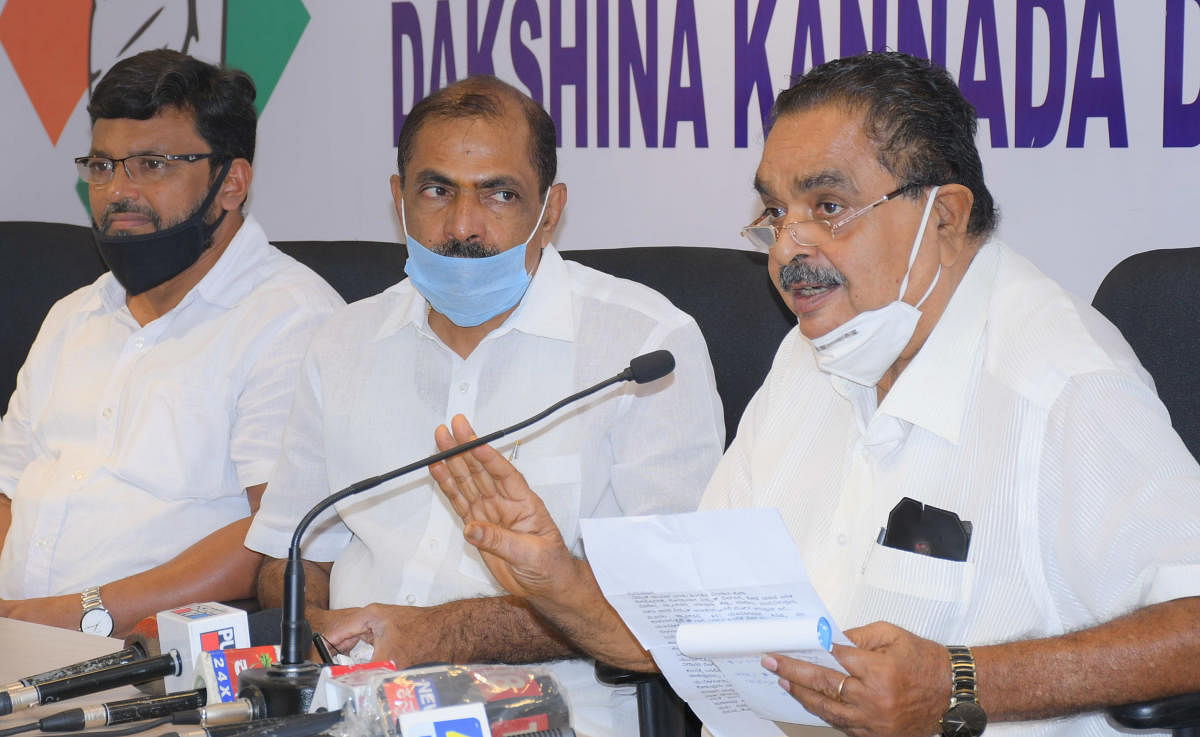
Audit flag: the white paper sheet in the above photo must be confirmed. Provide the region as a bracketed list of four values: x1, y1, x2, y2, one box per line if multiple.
[580, 508, 852, 735]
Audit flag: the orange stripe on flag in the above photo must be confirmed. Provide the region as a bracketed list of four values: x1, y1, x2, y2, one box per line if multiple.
[0, 0, 93, 145]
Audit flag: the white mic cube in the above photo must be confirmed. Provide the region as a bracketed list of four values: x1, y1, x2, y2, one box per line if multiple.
[156, 602, 250, 694]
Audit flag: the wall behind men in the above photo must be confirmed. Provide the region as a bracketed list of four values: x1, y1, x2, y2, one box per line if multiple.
[0, 0, 1197, 300]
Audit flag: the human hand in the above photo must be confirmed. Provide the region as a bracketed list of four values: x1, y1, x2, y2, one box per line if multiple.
[429, 414, 581, 603]
[317, 604, 449, 668]
[762, 620, 950, 737]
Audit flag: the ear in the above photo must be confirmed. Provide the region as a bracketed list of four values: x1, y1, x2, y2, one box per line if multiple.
[530, 182, 567, 251]
[215, 158, 252, 211]
[390, 174, 406, 233]
[932, 183, 974, 267]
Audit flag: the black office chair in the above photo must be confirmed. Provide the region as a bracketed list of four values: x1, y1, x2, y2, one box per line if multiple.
[1093, 247, 1200, 736]
[0, 221, 106, 415]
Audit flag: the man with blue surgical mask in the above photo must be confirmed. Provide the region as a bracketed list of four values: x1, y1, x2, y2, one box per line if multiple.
[247, 75, 725, 737]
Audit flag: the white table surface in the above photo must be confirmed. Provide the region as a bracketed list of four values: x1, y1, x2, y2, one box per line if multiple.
[0, 617, 146, 732]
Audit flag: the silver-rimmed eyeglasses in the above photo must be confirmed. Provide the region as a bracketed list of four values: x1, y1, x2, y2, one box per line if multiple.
[74, 153, 214, 185]
[740, 184, 915, 251]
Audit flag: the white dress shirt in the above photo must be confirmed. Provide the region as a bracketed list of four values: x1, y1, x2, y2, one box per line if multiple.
[701, 241, 1200, 737]
[247, 244, 725, 737]
[0, 215, 343, 598]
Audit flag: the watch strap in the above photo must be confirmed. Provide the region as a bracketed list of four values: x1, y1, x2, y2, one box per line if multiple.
[948, 645, 980, 705]
[81, 585, 106, 613]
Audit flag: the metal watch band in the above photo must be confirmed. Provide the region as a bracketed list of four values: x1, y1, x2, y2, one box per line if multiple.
[81, 585, 105, 612]
[947, 645, 980, 704]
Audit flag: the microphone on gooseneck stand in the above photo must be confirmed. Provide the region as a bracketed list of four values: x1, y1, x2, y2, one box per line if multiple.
[237, 351, 676, 717]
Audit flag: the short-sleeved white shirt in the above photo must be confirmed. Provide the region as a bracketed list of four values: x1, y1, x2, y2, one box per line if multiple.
[0, 215, 343, 597]
[247, 245, 725, 737]
[701, 241, 1200, 737]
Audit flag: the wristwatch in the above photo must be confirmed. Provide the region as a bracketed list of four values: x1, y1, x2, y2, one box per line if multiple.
[939, 646, 987, 736]
[79, 585, 114, 636]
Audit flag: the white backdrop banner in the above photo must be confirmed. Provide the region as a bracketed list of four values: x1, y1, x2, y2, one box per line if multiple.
[0, 0, 1197, 298]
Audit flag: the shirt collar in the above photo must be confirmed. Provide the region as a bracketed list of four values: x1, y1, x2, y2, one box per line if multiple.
[374, 243, 576, 344]
[876, 239, 1000, 444]
[95, 213, 267, 313]
[190, 213, 270, 308]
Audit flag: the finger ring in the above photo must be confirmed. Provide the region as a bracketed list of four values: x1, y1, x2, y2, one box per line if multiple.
[835, 675, 850, 702]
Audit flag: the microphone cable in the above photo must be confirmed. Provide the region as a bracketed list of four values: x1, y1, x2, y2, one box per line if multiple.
[0, 716, 172, 737]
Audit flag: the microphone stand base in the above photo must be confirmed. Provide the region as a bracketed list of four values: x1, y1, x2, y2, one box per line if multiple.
[237, 662, 321, 718]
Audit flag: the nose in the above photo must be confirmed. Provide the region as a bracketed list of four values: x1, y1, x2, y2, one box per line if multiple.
[771, 225, 816, 265]
[103, 162, 141, 204]
[444, 194, 487, 243]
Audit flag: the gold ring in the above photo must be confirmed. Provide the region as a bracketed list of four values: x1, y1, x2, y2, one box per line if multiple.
[835, 674, 850, 701]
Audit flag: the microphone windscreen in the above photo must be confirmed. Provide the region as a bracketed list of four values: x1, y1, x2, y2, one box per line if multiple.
[628, 350, 675, 384]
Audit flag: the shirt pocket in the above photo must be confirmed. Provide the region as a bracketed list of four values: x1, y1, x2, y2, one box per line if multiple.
[115, 382, 232, 499]
[456, 452, 583, 583]
[853, 542, 975, 631]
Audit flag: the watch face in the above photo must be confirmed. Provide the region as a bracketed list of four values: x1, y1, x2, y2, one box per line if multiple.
[80, 607, 114, 636]
[941, 701, 988, 736]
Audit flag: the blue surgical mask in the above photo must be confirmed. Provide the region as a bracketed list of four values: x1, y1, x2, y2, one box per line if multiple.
[402, 194, 549, 327]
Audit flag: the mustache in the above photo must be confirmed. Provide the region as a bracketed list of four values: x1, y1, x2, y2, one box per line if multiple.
[778, 257, 847, 291]
[435, 238, 500, 258]
[99, 200, 161, 233]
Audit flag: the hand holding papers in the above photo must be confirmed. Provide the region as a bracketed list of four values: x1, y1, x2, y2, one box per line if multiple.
[579, 508, 852, 736]
[430, 417, 852, 733]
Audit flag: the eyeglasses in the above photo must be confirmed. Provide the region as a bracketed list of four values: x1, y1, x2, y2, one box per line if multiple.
[740, 184, 916, 251]
[74, 153, 214, 185]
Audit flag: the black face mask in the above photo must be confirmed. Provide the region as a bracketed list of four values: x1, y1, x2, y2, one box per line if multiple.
[92, 160, 233, 296]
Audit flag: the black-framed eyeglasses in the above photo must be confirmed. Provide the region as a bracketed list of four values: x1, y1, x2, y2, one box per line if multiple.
[74, 153, 214, 185]
[740, 184, 917, 251]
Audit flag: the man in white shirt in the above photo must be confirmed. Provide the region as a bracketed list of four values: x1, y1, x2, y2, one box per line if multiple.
[427, 52, 1200, 737]
[245, 76, 724, 736]
[0, 50, 342, 637]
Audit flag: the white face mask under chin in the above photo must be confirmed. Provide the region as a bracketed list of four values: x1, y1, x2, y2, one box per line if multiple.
[811, 186, 942, 388]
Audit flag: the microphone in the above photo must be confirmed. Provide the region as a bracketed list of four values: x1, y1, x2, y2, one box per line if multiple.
[36, 688, 207, 732]
[240, 351, 676, 717]
[165, 710, 343, 737]
[1, 645, 148, 692]
[0, 650, 182, 715]
[172, 693, 267, 726]
[625, 349, 675, 384]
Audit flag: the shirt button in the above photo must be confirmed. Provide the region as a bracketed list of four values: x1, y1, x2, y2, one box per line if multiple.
[101, 407, 113, 420]
[405, 594, 417, 605]
[134, 338, 145, 350]
[37, 538, 50, 548]
[458, 382, 469, 393]
[837, 533, 849, 546]
[429, 538, 440, 551]
[72, 470, 86, 481]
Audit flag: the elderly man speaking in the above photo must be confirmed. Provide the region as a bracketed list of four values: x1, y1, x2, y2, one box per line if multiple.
[427, 52, 1200, 737]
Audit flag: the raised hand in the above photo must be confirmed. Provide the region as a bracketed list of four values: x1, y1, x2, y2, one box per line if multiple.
[429, 414, 580, 602]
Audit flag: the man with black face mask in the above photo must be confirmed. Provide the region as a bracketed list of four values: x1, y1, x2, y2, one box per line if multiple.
[0, 50, 343, 637]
